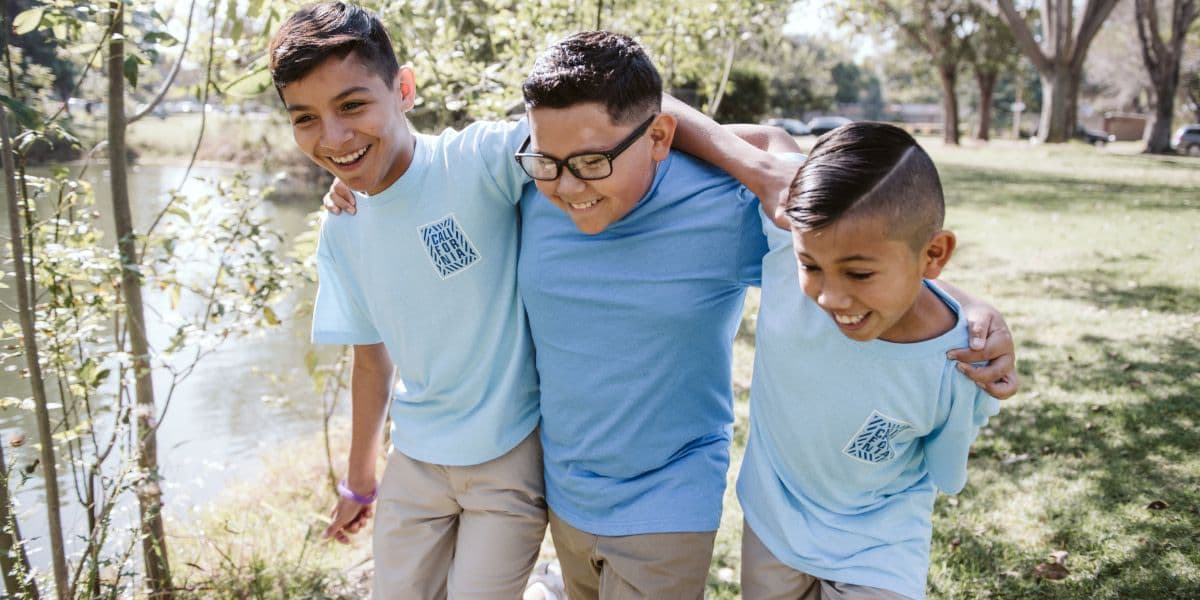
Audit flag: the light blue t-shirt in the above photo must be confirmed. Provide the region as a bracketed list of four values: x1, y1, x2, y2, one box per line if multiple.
[519, 151, 768, 536]
[311, 119, 540, 466]
[737, 210, 1000, 600]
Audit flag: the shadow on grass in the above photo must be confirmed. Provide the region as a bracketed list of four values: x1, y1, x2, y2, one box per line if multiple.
[1017, 268, 1200, 316]
[939, 165, 1200, 212]
[947, 331, 1200, 598]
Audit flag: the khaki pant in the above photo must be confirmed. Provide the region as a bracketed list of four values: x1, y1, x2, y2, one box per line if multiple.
[548, 510, 716, 600]
[372, 428, 547, 600]
[741, 522, 909, 600]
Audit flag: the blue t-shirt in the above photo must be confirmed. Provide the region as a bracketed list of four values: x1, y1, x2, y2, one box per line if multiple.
[737, 210, 1000, 600]
[311, 119, 540, 466]
[519, 151, 768, 536]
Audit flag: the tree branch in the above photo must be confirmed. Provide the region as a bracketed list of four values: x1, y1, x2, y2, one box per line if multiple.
[989, 0, 1052, 73]
[128, 0, 198, 124]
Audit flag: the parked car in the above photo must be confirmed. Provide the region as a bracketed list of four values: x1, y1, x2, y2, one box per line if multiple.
[807, 115, 853, 136]
[764, 117, 810, 136]
[1076, 125, 1116, 146]
[1171, 124, 1200, 156]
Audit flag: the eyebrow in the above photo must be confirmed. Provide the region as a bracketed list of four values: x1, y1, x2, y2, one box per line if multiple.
[285, 86, 372, 112]
[797, 251, 879, 263]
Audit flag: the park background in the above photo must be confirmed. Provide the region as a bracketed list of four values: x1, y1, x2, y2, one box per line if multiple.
[0, 0, 1197, 597]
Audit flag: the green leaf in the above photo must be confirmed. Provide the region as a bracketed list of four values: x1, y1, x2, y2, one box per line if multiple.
[13, 7, 46, 35]
[166, 205, 191, 223]
[123, 55, 139, 88]
[143, 31, 179, 47]
[247, 0, 266, 18]
[0, 94, 41, 129]
[224, 66, 273, 98]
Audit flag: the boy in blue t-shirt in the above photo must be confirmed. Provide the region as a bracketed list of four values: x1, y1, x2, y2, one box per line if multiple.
[737, 122, 1001, 600]
[268, 5, 545, 598]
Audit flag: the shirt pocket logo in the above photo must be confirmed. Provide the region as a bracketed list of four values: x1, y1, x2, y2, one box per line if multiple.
[842, 410, 912, 464]
[419, 214, 481, 279]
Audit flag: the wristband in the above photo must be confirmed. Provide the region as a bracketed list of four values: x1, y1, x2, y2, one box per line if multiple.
[337, 479, 377, 505]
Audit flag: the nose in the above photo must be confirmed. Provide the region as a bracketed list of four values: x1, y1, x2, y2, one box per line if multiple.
[321, 117, 353, 149]
[552, 168, 587, 196]
[814, 278, 851, 311]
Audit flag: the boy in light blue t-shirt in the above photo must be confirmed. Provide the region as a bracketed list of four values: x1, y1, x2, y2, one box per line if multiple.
[737, 123, 1001, 600]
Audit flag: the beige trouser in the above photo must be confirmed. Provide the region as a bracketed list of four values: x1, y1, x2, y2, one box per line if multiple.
[372, 428, 547, 600]
[548, 510, 716, 600]
[741, 522, 910, 600]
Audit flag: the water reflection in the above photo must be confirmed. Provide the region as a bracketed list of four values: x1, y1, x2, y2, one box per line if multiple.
[0, 163, 337, 563]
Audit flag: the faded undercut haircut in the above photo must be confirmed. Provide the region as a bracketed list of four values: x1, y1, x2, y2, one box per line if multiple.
[785, 122, 945, 251]
[522, 31, 662, 125]
[268, 2, 399, 93]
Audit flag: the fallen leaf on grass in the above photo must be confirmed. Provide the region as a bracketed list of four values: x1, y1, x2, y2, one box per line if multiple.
[1033, 561, 1070, 580]
[1147, 500, 1169, 510]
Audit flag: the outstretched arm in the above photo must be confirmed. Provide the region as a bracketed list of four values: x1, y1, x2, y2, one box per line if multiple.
[663, 96, 799, 227]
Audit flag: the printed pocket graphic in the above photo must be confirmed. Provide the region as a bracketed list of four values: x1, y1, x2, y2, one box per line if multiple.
[419, 214, 480, 279]
[842, 410, 913, 464]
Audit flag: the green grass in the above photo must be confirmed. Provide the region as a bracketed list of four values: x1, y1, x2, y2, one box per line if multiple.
[183, 139, 1200, 598]
[706, 138, 1200, 598]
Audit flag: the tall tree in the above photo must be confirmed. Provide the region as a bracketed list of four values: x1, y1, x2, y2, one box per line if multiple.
[865, 0, 973, 144]
[964, 6, 1019, 140]
[1134, 0, 1198, 152]
[991, 0, 1120, 142]
[105, 1, 172, 596]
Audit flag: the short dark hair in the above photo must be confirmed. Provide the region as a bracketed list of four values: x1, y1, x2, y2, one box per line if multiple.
[785, 122, 944, 251]
[522, 31, 662, 125]
[269, 2, 399, 92]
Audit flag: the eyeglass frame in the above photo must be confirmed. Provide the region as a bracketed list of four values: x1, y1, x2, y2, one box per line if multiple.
[513, 113, 658, 181]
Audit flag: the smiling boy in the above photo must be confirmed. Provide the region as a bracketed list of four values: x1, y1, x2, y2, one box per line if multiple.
[270, 4, 544, 598]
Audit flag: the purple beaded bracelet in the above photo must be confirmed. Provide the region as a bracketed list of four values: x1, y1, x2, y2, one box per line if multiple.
[336, 479, 378, 505]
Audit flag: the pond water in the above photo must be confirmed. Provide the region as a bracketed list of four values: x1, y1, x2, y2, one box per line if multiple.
[0, 162, 334, 567]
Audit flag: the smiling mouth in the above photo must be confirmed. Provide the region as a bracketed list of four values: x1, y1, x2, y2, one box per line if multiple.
[834, 312, 868, 326]
[567, 198, 600, 210]
[329, 145, 369, 166]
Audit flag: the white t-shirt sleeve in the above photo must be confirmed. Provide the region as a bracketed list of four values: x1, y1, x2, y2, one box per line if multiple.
[311, 225, 382, 346]
[923, 371, 1000, 494]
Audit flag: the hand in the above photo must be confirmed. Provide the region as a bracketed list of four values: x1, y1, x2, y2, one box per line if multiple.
[947, 307, 1020, 400]
[322, 495, 374, 544]
[323, 178, 357, 215]
[752, 156, 797, 231]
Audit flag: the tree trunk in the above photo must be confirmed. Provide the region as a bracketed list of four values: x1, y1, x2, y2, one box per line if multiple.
[0, 441, 39, 599]
[976, 71, 997, 141]
[2, 107, 63, 599]
[939, 67, 961, 145]
[1144, 81, 1177, 153]
[106, 2, 173, 596]
[1037, 61, 1076, 142]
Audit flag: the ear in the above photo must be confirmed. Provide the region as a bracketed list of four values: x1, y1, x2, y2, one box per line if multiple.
[920, 229, 956, 279]
[394, 66, 416, 111]
[648, 113, 676, 161]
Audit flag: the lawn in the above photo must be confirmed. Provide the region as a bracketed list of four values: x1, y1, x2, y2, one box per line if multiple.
[707, 139, 1200, 599]
[179, 138, 1200, 599]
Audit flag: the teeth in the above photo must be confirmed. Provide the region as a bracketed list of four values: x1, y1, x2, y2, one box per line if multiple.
[330, 147, 367, 164]
[569, 199, 599, 210]
[834, 313, 866, 325]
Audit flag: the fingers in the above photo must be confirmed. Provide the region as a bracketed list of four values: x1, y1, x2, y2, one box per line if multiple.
[322, 192, 343, 215]
[322, 499, 372, 543]
[955, 355, 1021, 400]
[323, 178, 357, 215]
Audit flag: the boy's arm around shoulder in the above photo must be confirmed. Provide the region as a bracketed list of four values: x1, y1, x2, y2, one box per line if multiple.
[924, 368, 1001, 495]
[663, 95, 799, 226]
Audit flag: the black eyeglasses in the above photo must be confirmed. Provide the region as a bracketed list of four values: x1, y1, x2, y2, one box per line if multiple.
[514, 114, 657, 181]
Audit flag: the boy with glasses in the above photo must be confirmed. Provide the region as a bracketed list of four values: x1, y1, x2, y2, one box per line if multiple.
[514, 32, 1016, 599]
